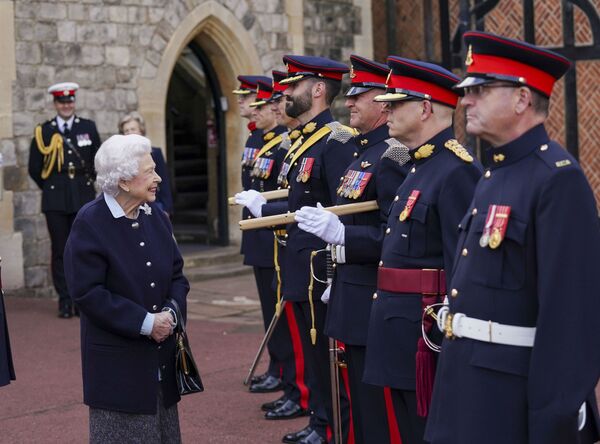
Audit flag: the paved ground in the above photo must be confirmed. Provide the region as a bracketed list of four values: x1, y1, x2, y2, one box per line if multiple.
[0, 274, 308, 443]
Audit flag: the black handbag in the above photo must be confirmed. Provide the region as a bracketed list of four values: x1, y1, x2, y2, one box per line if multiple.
[168, 299, 204, 395]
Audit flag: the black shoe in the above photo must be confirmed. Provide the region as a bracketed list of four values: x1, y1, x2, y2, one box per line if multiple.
[251, 372, 269, 385]
[249, 375, 283, 393]
[73, 305, 80, 317]
[265, 400, 308, 420]
[282, 425, 314, 443]
[261, 395, 288, 412]
[298, 430, 327, 444]
[58, 304, 72, 319]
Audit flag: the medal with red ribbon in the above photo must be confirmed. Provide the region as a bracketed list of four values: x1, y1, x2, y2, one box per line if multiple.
[353, 172, 372, 198]
[479, 204, 497, 247]
[399, 190, 421, 222]
[296, 157, 315, 183]
[488, 205, 511, 249]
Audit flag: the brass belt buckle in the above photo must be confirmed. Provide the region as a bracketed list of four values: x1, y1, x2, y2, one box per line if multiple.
[68, 162, 75, 179]
[444, 312, 455, 339]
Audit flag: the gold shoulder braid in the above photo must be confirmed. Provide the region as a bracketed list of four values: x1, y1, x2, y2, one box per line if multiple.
[444, 139, 473, 163]
[35, 125, 64, 179]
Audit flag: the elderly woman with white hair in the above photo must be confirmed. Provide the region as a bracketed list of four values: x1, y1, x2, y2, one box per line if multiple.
[64, 134, 189, 443]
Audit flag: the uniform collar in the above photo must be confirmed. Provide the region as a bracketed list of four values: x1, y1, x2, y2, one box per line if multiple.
[103, 193, 151, 219]
[408, 126, 454, 164]
[300, 109, 334, 135]
[485, 124, 549, 170]
[56, 115, 75, 132]
[354, 124, 389, 154]
[263, 125, 287, 141]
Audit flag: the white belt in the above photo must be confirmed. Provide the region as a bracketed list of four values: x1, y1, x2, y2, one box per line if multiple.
[437, 307, 536, 347]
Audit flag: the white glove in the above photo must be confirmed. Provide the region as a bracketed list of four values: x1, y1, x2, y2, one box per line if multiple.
[321, 285, 331, 304]
[234, 189, 266, 218]
[295, 203, 345, 245]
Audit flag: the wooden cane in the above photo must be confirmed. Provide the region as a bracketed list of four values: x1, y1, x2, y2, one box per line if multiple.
[228, 188, 289, 206]
[239, 200, 379, 231]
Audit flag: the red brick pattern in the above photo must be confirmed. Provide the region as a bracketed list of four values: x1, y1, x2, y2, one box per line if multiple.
[395, 1, 424, 59]
[534, 0, 563, 46]
[485, 0, 524, 40]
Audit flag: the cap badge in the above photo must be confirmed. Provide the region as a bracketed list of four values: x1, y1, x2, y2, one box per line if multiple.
[465, 45, 473, 67]
[349, 66, 356, 79]
[385, 70, 392, 86]
[493, 153, 505, 163]
[63, 91, 69, 96]
[303, 122, 317, 134]
[414, 144, 434, 160]
[445, 139, 473, 163]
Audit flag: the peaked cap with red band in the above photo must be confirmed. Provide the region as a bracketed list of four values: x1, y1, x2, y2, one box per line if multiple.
[456, 31, 571, 97]
[48, 82, 79, 103]
[232, 75, 270, 95]
[250, 78, 274, 107]
[374, 57, 460, 108]
[268, 70, 287, 102]
[346, 54, 389, 97]
[280, 55, 349, 85]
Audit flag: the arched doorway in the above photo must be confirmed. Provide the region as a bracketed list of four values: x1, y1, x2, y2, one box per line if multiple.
[166, 42, 228, 245]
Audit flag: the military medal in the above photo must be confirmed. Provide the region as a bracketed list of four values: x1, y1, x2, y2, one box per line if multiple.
[354, 172, 372, 199]
[262, 159, 274, 179]
[296, 157, 314, 183]
[479, 204, 496, 247]
[488, 205, 511, 249]
[337, 172, 351, 196]
[344, 170, 357, 198]
[399, 190, 421, 222]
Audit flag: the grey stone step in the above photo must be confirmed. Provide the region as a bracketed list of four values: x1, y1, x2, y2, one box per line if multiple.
[181, 244, 242, 268]
[184, 262, 251, 282]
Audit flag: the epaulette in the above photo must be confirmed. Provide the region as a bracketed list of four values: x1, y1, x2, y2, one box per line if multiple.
[326, 122, 358, 144]
[279, 132, 292, 151]
[535, 142, 575, 170]
[382, 138, 411, 166]
[444, 139, 473, 163]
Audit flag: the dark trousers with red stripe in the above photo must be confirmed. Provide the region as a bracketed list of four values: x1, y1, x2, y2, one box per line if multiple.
[292, 300, 351, 441]
[45, 211, 76, 310]
[345, 345, 391, 444]
[253, 267, 294, 377]
[390, 389, 427, 444]
[281, 302, 310, 408]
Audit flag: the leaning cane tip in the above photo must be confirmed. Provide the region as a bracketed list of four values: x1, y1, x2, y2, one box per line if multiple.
[310, 328, 317, 345]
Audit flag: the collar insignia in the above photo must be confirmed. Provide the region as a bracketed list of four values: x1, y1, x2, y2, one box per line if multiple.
[51, 120, 57, 126]
[360, 138, 368, 145]
[264, 132, 275, 141]
[303, 122, 317, 134]
[414, 144, 434, 160]
[360, 161, 372, 169]
[465, 45, 473, 67]
[290, 129, 301, 140]
[493, 153, 505, 163]
[445, 139, 473, 163]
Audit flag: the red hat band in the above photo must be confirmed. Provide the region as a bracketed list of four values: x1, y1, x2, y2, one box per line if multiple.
[468, 53, 556, 96]
[51, 89, 76, 98]
[256, 88, 271, 101]
[352, 69, 387, 86]
[388, 74, 458, 107]
[273, 82, 286, 93]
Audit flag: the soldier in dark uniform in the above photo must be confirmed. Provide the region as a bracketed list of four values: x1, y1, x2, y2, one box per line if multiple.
[0, 257, 15, 387]
[425, 31, 600, 444]
[362, 58, 482, 444]
[237, 56, 356, 444]
[28, 82, 101, 318]
[295, 55, 412, 443]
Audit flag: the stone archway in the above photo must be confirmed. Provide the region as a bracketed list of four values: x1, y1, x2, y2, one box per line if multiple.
[137, 1, 263, 244]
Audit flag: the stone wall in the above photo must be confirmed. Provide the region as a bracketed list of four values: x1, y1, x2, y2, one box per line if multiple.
[2, 0, 367, 296]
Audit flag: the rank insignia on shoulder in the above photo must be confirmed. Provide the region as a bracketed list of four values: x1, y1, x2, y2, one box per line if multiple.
[383, 138, 411, 166]
[74, 117, 80, 123]
[480, 204, 511, 249]
[444, 139, 473, 163]
[303, 122, 317, 134]
[399, 190, 421, 221]
[326, 121, 357, 144]
[414, 144, 434, 160]
[360, 161, 372, 169]
[51, 120, 57, 126]
[555, 159, 571, 167]
[264, 132, 275, 141]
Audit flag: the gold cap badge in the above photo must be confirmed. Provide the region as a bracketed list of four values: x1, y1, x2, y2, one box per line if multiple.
[465, 45, 473, 66]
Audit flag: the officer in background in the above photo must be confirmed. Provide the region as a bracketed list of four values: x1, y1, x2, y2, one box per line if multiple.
[363, 58, 482, 444]
[0, 257, 15, 387]
[426, 31, 600, 444]
[28, 82, 101, 318]
[237, 55, 356, 444]
[295, 54, 411, 443]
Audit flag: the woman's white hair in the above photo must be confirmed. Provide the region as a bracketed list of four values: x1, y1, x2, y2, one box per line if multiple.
[95, 134, 152, 196]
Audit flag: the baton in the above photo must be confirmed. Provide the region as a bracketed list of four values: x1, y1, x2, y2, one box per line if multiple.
[228, 188, 289, 206]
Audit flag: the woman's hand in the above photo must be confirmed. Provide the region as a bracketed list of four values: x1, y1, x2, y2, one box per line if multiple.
[150, 311, 175, 342]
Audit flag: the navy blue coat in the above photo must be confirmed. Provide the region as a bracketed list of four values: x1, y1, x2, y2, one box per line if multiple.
[151, 147, 173, 215]
[324, 125, 410, 345]
[426, 124, 600, 444]
[242, 125, 288, 267]
[28, 116, 101, 214]
[0, 284, 15, 387]
[262, 110, 356, 301]
[363, 127, 482, 390]
[64, 195, 189, 414]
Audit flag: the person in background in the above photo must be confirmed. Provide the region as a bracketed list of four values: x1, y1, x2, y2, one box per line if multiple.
[0, 257, 15, 388]
[28, 82, 101, 319]
[118, 112, 174, 216]
[64, 134, 189, 443]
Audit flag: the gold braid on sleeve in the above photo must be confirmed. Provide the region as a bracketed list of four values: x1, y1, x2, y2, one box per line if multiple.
[35, 125, 64, 179]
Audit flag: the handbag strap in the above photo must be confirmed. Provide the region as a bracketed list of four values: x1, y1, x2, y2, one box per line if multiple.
[168, 298, 186, 333]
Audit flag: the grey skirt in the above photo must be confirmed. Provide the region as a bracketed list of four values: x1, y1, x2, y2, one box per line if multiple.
[89, 389, 181, 444]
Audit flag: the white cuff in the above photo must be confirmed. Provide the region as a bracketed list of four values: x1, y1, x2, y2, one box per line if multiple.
[140, 312, 155, 336]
